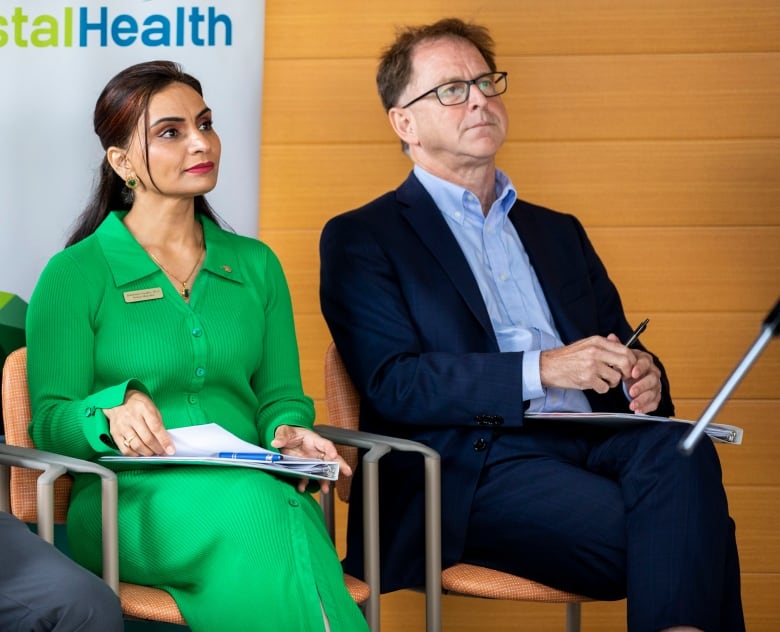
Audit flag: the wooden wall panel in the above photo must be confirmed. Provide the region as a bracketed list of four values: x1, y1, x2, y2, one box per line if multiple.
[507, 140, 780, 228]
[729, 487, 780, 573]
[588, 228, 780, 312]
[740, 575, 780, 632]
[262, 54, 780, 145]
[633, 313, 780, 399]
[266, 0, 780, 57]
[268, 226, 780, 327]
[505, 53, 780, 141]
[711, 404, 780, 486]
[261, 1, 780, 628]
[262, 141, 780, 230]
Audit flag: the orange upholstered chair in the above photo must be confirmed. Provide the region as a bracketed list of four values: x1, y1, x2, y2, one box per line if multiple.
[1, 347, 369, 627]
[321, 341, 592, 632]
[1, 347, 187, 625]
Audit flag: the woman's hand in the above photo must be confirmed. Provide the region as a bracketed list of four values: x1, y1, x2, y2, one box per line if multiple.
[104, 389, 175, 456]
[271, 425, 352, 493]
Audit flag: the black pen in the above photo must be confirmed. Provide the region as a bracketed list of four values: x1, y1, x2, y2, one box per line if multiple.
[624, 318, 649, 348]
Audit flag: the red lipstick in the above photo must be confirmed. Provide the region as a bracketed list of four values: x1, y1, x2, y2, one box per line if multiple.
[186, 162, 214, 174]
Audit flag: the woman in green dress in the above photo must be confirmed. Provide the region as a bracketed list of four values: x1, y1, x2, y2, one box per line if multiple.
[26, 60, 367, 632]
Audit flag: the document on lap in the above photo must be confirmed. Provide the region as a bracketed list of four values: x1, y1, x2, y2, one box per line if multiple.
[524, 412, 743, 445]
[99, 423, 340, 481]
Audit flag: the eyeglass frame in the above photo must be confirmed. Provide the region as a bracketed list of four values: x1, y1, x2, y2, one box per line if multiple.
[400, 71, 508, 109]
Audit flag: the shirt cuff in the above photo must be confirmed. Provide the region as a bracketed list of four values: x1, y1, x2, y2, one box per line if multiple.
[83, 379, 150, 453]
[522, 350, 546, 401]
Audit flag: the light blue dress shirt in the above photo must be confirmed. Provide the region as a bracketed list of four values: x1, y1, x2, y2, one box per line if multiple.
[414, 165, 591, 413]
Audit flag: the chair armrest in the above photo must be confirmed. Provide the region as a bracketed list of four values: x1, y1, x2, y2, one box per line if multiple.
[314, 425, 442, 632]
[0, 444, 120, 594]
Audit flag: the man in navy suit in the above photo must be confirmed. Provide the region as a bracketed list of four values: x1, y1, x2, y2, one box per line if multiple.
[319, 17, 743, 631]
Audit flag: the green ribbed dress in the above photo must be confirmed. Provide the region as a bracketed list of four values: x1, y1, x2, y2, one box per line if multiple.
[26, 211, 367, 631]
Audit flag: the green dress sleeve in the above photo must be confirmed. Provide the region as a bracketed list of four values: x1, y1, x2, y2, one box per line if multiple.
[250, 246, 315, 448]
[26, 247, 149, 458]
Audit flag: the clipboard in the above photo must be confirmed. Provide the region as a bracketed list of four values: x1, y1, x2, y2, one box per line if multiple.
[524, 412, 743, 444]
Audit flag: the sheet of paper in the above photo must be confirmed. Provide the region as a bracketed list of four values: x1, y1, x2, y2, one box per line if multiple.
[166, 423, 273, 457]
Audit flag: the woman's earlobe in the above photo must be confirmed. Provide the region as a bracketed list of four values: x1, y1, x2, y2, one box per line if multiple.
[105, 146, 131, 177]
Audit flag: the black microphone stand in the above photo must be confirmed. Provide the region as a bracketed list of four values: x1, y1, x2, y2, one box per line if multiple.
[679, 297, 780, 455]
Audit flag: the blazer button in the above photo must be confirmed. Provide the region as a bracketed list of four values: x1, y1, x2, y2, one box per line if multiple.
[473, 438, 487, 451]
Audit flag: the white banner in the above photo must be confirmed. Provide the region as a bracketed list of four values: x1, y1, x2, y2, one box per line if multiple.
[0, 0, 264, 300]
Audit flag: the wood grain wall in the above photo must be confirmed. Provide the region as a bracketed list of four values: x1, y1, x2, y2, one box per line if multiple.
[259, 1, 780, 629]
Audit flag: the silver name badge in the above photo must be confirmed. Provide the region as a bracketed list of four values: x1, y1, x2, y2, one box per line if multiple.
[124, 287, 164, 303]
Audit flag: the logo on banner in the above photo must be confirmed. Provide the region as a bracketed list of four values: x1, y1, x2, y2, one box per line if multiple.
[0, 5, 233, 47]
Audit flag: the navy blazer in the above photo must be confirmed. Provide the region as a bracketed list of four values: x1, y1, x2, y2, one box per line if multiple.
[320, 172, 674, 592]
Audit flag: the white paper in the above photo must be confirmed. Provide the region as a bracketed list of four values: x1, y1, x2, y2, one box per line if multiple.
[99, 423, 339, 480]
[167, 423, 275, 457]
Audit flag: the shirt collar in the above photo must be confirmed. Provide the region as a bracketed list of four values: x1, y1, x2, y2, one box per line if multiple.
[413, 164, 517, 226]
[95, 211, 243, 288]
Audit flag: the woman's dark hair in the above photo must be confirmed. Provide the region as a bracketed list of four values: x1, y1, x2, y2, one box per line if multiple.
[376, 18, 497, 113]
[67, 60, 221, 246]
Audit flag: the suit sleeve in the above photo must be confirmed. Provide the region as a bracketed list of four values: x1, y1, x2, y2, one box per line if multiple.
[320, 212, 527, 429]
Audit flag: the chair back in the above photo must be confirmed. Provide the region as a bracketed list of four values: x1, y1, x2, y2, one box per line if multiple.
[1, 347, 71, 522]
[323, 342, 360, 502]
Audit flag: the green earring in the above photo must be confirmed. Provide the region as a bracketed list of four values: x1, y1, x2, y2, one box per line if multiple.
[125, 176, 138, 190]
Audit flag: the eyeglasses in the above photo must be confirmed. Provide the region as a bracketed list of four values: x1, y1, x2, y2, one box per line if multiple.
[401, 71, 508, 109]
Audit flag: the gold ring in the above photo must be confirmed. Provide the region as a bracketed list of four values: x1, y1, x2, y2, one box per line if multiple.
[123, 435, 135, 448]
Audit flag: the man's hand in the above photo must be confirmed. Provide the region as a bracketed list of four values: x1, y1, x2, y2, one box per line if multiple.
[540, 334, 662, 413]
[621, 344, 662, 413]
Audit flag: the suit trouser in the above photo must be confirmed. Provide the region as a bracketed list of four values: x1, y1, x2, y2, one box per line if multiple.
[0, 511, 123, 632]
[462, 420, 744, 632]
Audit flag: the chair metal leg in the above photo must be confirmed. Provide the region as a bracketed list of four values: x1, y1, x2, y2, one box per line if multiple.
[362, 443, 391, 631]
[35, 463, 67, 543]
[565, 602, 581, 632]
[314, 425, 442, 632]
[423, 449, 442, 632]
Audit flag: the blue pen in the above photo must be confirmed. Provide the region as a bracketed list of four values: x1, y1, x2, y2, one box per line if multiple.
[217, 452, 283, 462]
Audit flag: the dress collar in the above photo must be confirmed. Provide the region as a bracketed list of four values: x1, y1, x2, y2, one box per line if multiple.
[95, 211, 243, 288]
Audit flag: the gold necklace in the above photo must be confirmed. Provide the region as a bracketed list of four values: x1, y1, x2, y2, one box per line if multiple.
[147, 244, 205, 299]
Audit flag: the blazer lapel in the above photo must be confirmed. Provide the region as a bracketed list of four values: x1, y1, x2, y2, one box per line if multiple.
[509, 201, 591, 344]
[396, 174, 497, 344]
